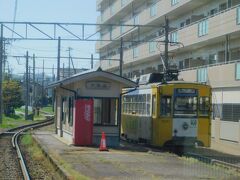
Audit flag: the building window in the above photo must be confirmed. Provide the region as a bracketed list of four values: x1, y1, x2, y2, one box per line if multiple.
[179, 61, 184, 69]
[101, 12, 104, 22]
[149, 41, 156, 53]
[197, 67, 207, 83]
[133, 47, 139, 58]
[120, 23, 125, 34]
[198, 19, 208, 37]
[228, 0, 232, 8]
[171, 0, 179, 6]
[180, 22, 185, 28]
[133, 14, 139, 25]
[236, 63, 240, 80]
[170, 31, 178, 43]
[150, 4, 157, 17]
[110, 4, 114, 16]
[94, 98, 118, 126]
[121, 0, 128, 7]
[222, 104, 240, 122]
[100, 34, 103, 45]
[109, 27, 112, 40]
[237, 7, 240, 24]
[108, 59, 112, 66]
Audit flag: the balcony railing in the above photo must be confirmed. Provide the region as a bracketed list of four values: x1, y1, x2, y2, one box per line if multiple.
[99, 6, 240, 71]
[97, 0, 192, 50]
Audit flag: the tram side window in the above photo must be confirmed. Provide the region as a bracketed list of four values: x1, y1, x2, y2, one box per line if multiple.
[146, 94, 151, 115]
[160, 96, 172, 117]
[122, 94, 151, 116]
[199, 97, 210, 116]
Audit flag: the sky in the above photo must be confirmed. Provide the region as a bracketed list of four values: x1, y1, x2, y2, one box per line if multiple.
[0, 0, 99, 77]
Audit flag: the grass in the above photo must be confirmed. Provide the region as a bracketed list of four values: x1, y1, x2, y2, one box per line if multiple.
[22, 134, 89, 180]
[15, 106, 33, 115]
[0, 107, 49, 130]
[0, 114, 32, 129]
[21, 134, 63, 179]
[52, 153, 90, 180]
[41, 106, 54, 115]
[34, 113, 46, 121]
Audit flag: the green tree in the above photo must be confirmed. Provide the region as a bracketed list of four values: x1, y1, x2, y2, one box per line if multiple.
[3, 80, 24, 116]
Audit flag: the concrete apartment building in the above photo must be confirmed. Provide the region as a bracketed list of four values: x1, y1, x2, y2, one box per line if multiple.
[96, 0, 240, 153]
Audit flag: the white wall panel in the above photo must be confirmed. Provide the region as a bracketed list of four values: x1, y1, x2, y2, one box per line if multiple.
[220, 121, 239, 142]
[212, 89, 240, 104]
[222, 90, 240, 104]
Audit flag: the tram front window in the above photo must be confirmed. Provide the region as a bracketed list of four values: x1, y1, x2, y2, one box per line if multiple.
[174, 96, 197, 117]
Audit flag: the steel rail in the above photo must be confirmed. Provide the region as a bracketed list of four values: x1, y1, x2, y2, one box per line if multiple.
[11, 118, 54, 180]
[121, 138, 240, 171]
[184, 152, 240, 171]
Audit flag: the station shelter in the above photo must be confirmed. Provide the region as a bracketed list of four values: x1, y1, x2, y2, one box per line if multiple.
[49, 68, 136, 147]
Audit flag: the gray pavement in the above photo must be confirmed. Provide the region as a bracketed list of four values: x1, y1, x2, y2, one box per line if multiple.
[33, 130, 240, 180]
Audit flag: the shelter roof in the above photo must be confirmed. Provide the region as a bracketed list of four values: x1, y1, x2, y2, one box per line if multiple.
[48, 68, 137, 88]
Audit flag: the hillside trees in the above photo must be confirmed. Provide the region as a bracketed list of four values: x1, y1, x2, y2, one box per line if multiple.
[3, 79, 24, 116]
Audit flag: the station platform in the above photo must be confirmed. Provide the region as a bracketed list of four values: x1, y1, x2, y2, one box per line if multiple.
[33, 128, 239, 180]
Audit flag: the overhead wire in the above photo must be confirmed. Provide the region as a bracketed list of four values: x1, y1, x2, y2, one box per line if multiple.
[12, 0, 18, 39]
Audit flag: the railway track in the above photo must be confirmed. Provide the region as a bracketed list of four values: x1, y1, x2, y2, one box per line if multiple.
[121, 138, 240, 172]
[183, 148, 240, 172]
[0, 118, 54, 180]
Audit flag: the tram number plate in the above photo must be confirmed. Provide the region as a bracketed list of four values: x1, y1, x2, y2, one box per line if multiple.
[190, 119, 197, 127]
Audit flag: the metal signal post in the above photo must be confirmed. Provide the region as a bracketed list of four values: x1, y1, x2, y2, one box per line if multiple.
[25, 51, 29, 120]
[0, 24, 3, 124]
[164, 17, 169, 73]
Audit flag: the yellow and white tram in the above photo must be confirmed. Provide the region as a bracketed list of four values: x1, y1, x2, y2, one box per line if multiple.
[121, 73, 212, 147]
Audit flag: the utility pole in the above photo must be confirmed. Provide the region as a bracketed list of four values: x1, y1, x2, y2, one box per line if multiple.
[3, 39, 6, 75]
[52, 64, 55, 112]
[0, 24, 3, 124]
[91, 54, 94, 69]
[42, 59, 45, 107]
[67, 47, 73, 77]
[25, 51, 29, 120]
[63, 63, 65, 79]
[56, 37, 60, 135]
[120, 37, 123, 77]
[70, 57, 76, 74]
[52, 64, 55, 81]
[57, 37, 61, 81]
[29, 66, 31, 106]
[33, 54, 36, 109]
[164, 16, 169, 73]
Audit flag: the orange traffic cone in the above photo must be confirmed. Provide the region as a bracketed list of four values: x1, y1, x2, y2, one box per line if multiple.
[99, 132, 108, 151]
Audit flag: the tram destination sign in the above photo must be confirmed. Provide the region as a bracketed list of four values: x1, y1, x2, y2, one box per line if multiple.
[177, 88, 197, 94]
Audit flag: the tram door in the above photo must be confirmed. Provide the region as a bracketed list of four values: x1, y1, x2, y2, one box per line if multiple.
[73, 99, 94, 146]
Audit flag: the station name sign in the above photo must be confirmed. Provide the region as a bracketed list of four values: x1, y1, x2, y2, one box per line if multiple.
[85, 81, 111, 90]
